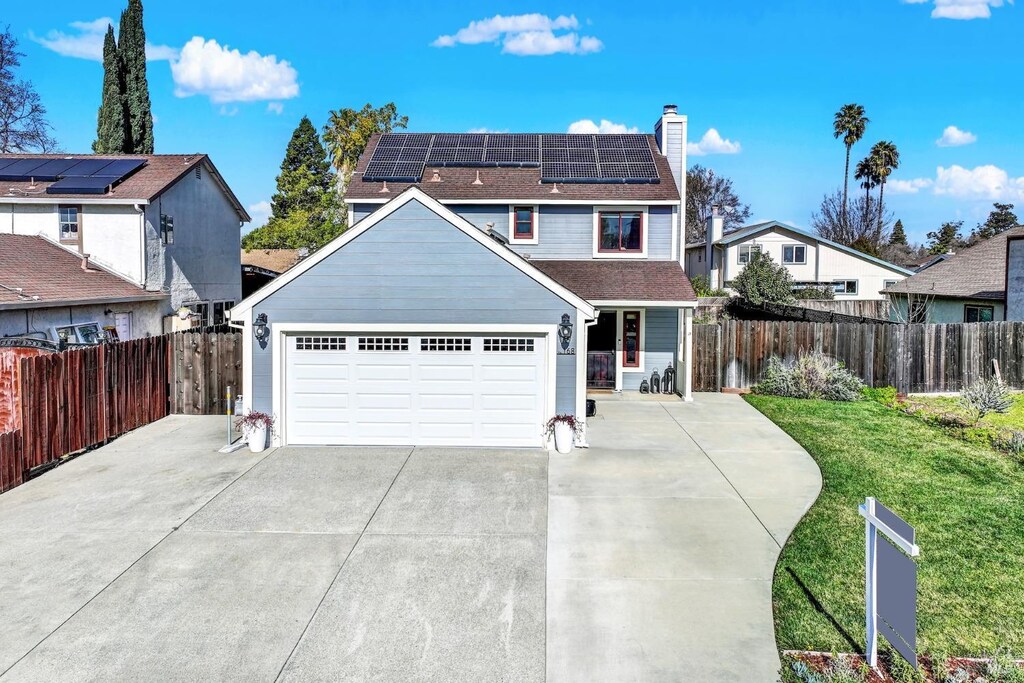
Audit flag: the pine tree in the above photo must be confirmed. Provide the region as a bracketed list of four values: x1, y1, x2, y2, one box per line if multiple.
[270, 116, 334, 220]
[971, 203, 1018, 243]
[118, 0, 154, 153]
[92, 25, 127, 153]
[890, 219, 908, 246]
[926, 221, 964, 255]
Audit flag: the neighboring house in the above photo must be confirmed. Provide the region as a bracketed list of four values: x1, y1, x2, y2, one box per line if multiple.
[232, 105, 697, 449]
[0, 234, 166, 341]
[1004, 233, 1024, 321]
[241, 248, 303, 298]
[0, 154, 248, 333]
[685, 216, 912, 300]
[884, 226, 1024, 323]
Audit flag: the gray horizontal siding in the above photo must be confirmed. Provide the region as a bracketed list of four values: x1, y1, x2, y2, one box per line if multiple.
[252, 198, 580, 416]
[648, 206, 673, 260]
[351, 203, 378, 223]
[621, 308, 679, 391]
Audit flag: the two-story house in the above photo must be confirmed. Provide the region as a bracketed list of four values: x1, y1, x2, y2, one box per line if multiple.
[231, 105, 697, 449]
[0, 154, 248, 340]
[685, 217, 912, 300]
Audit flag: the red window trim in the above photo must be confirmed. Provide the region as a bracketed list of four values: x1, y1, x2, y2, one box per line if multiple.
[513, 206, 534, 240]
[622, 310, 641, 368]
[597, 211, 644, 253]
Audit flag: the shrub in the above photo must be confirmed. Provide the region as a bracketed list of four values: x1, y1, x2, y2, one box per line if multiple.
[794, 286, 836, 300]
[752, 352, 865, 401]
[960, 379, 1013, 418]
[863, 385, 899, 407]
[999, 431, 1024, 457]
[733, 250, 796, 305]
[984, 648, 1024, 683]
[691, 274, 729, 298]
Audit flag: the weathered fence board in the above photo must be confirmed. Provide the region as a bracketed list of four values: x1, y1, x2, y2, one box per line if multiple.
[692, 320, 1024, 393]
[169, 331, 242, 415]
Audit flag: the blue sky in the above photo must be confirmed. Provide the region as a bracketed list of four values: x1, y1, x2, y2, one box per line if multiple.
[7, 0, 1023, 242]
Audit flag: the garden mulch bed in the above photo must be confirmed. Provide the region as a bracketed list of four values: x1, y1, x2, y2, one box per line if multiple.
[783, 650, 1023, 682]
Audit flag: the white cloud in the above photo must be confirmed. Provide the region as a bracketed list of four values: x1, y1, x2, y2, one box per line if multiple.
[466, 127, 508, 134]
[266, 102, 284, 115]
[170, 37, 299, 104]
[248, 201, 271, 228]
[567, 119, 639, 134]
[933, 164, 1024, 200]
[686, 128, 742, 156]
[936, 125, 977, 147]
[30, 17, 178, 61]
[887, 178, 934, 194]
[432, 14, 602, 56]
[903, 0, 1012, 19]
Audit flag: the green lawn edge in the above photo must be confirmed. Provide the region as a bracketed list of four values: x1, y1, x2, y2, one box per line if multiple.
[744, 395, 1024, 655]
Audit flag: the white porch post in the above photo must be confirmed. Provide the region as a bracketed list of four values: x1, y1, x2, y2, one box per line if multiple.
[680, 307, 694, 401]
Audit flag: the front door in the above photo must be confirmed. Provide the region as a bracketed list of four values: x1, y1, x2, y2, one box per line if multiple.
[586, 311, 616, 389]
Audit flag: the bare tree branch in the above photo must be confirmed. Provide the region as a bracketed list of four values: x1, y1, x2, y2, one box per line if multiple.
[0, 26, 57, 153]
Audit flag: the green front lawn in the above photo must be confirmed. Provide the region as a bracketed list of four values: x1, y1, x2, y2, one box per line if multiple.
[910, 392, 1024, 432]
[746, 395, 1024, 655]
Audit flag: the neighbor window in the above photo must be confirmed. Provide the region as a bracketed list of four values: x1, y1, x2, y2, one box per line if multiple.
[833, 279, 859, 295]
[58, 205, 80, 243]
[883, 279, 899, 289]
[623, 311, 641, 368]
[512, 206, 535, 241]
[737, 244, 761, 264]
[185, 301, 210, 326]
[964, 305, 994, 323]
[782, 244, 806, 265]
[212, 300, 234, 326]
[598, 211, 643, 252]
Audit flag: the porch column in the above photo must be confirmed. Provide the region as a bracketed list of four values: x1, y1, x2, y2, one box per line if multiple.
[679, 307, 694, 402]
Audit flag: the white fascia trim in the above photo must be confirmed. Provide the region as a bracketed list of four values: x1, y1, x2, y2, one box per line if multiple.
[233, 187, 595, 318]
[269, 323, 559, 450]
[592, 205, 649, 259]
[589, 299, 698, 308]
[0, 197, 151, 206]
[507, 204, 539, 245]
[345, 197, 677, 206]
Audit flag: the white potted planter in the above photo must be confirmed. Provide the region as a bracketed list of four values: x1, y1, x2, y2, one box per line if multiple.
[546, 415, 582, 454]
[234, 411, 275, 454]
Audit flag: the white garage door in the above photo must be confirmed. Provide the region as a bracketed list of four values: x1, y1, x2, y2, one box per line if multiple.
[284, 333, 548, 447]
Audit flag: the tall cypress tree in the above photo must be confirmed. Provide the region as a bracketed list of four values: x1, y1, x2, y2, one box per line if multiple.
[92, 25, 127, 153]
[890, 219, 908, 246]
[118, 0, 154, 153]
[271, 116, 334, 220]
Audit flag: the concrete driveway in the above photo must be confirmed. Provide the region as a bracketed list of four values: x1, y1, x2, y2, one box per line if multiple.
[0, 394, 820, 682]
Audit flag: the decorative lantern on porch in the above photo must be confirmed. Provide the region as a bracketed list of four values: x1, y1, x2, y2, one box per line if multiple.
[662, 363, 676, 395]
[639, 378, 650, 394]
[650, 368, 661, 394]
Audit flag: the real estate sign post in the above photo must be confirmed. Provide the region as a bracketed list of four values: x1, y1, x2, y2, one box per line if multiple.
[859, 497, 920, 670]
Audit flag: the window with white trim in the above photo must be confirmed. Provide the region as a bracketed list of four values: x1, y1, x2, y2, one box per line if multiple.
[833, 279, 859, 295]
[483, 338, 535, 352]
[421, 338, 472, 352]
[782, 244, 806, 264]
[358, 337, 409, 351]
[295, 336, 346, 351]
[883, 280, 899, 289]
[509, 206, 537, 243]
[59, 205, 80, 243]
[737, 244, 761, 264]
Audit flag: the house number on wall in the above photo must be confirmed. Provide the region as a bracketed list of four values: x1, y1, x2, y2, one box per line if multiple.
[557, 348, 576, 355]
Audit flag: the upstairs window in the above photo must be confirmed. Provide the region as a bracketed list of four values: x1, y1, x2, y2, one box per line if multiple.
[782, 244, 806, 265]
[59, 205, 80, 243]
[833, 279, 859, 295]
[737, 244, 761, 264]
[511, 206, 536, 242]
[598, 211, 643, 253]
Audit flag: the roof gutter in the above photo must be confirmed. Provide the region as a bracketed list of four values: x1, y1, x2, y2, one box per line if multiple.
[0, 292, 169, 311]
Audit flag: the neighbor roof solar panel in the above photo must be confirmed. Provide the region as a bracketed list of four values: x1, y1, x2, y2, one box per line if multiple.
[46, 176, 113, 194]
[0, 159, 51, 181]
[20, 158, 81, 181]
[61, 159, 118, 177]
[92, 158, 146, 178]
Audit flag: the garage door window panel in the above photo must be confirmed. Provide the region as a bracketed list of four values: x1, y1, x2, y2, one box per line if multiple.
[483, 338, 535, 352]
[358, 337, 409, 351]
[421, 337, 472, 352]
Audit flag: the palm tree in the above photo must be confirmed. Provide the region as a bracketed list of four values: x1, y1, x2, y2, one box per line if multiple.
[853, 155, 878, 245]
[833, 104, 869, 229]
[869, 140, 900, 234]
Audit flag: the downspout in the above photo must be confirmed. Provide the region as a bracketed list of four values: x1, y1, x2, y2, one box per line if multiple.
[134, 203, 146, 288]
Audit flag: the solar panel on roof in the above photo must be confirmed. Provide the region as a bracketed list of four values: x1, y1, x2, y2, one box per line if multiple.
[61, 159, 117, 177]
[0, 158, 24, 172]
[46, 176, 112, 194]
[21, 158, 81, 181]
[0, 159, 51, 181]
[92, 158, 146, 178]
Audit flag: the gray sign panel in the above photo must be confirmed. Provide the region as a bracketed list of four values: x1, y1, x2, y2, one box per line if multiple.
[875, 500, 915, 546]
[877, 537, 917, 667]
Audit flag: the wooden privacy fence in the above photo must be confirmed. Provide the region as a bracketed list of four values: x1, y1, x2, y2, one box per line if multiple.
[169, 331, 242, 414]
[693, 320, 1024, 393]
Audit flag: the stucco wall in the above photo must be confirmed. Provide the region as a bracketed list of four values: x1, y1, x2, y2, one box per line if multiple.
[888, 295, 1005, 323]
[0, 300, 164, 341]
[248, 198, 582, 417]
[144, 163, 242, 312]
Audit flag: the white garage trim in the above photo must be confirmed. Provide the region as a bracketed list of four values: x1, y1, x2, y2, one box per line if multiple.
[270, 323, 559, 448]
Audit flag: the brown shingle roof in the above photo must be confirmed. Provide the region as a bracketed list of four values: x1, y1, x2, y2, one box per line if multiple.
[241, 248, 302, 274]
[884, 226, 1024, 300]
[529, 260, 696, 302]
[0, 234, 167, 309]
[0, 153, 249, 220]
[343, 134, 680, 203]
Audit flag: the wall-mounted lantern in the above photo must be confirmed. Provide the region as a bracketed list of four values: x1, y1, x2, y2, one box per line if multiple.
[558, 313, 573, 351]
[254, 313, 269, 342]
